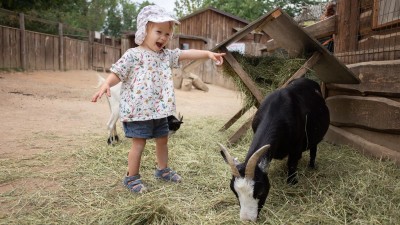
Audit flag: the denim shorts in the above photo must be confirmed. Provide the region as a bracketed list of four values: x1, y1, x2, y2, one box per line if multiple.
[123, 118, 169, 139]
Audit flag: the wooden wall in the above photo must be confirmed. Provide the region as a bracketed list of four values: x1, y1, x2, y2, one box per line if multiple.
[324, 0, 400, 165]
[335, 0, 400, 64]
[0, 12, 121, 72]
[0, 25, 21, 69]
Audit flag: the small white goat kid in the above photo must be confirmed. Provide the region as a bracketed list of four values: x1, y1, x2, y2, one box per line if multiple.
[96, 74, 183, 145]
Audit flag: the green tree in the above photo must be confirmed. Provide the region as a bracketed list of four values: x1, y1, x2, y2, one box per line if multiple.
[174, 0, 204, 18]
[173, 0, 328, 21]
[121, 0, 137, 32]
[103, 0, 122, 36]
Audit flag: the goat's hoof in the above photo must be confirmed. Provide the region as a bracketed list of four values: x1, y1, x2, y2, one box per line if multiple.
[287, 175, 298, 185]
[308, 163, 317, 170]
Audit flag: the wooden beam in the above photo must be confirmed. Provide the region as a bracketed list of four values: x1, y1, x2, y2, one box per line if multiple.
[305, 15, 336, 39]
[326, 59, 400, 97]
[281, 51, 321, 88]
[221, 46, 264, 103]
[325, 125, 400, 166]
[219, 106, 251, 131]
[326, 95, 400, 134]
[228, 115, 254, 145]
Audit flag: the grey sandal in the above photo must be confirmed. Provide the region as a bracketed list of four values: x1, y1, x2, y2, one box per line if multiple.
[154, 167, 182, 183]
[123, 174, 147, 193]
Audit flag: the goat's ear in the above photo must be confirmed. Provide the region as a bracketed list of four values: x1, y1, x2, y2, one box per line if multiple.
[258, 158, 269, 173]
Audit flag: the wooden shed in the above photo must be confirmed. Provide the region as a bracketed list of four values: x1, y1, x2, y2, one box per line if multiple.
[173, 7, 270, 89]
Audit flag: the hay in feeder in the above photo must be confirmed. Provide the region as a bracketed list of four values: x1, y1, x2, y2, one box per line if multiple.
[223, 52, 318, 108]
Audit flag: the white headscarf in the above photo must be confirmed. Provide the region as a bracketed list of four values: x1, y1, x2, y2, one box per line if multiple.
[135, 5, 180, 45]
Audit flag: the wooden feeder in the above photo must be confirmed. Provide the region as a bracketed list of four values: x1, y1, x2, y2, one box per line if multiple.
[183, 8, 360, 145]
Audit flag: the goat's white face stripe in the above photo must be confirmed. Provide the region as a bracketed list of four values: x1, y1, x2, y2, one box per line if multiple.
[234, 177, 259, 221]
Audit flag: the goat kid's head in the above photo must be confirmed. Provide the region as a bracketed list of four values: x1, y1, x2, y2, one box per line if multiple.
[167, 114, 183, 135]
[218, 143, 270, 222]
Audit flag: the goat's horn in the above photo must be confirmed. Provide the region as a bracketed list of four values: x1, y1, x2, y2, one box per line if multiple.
[245, 145, 270, 179]
[218, 143, 240, 177]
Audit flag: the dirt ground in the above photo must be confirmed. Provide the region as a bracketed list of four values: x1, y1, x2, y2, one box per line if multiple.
[0, 70, 244, 158]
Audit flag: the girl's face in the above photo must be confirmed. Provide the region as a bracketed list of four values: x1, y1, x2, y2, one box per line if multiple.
[141, 22, 173, 52]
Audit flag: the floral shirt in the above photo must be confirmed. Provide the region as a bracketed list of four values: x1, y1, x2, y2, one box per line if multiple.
[110, 47, 181, 122]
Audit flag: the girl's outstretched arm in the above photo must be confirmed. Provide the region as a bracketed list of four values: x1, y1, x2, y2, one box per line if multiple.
[179, 49, 226, 65]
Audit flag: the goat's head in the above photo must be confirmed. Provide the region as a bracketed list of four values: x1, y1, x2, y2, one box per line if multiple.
[218, 143, 270, 222]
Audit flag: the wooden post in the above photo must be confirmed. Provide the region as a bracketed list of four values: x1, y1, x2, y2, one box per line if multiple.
[88, 31, 94, 70]
[335, 0, 359, 54]
[19, 13, 26, 71]
[101, 34, 106, 72]
[221, 46, 264, 103]
[58, 22, 64, 71]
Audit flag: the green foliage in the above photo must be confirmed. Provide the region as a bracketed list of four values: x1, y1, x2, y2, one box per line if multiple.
[1, 0, 329, 37]
[0, 0, 153, 38]
[174, 0, 329, 21]
[174, 0, 204, 18]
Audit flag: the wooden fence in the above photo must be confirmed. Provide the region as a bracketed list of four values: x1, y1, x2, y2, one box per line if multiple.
[0, 10, 121, 71]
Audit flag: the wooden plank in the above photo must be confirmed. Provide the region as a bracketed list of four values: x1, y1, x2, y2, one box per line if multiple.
[3, 27, 10, 68]
[326, 95, 400, 134]
[39, 34, 46, 69]
[325, 125, 400, 165]
[9, 28, 17, 68]
[266, 15, 336, 52]
[27, 31, 35, 70]
[0, 27, 3, 68]
[45, 36, 53, 69]
[345, 127, 400, 153]
[222, 46, 264, 103]
[305, 15, 336, 39]
[54, 36, 59, 70]
[326, 59, 400, 97]
[59, 23, 64, 71]
[19, 13, 26, 70]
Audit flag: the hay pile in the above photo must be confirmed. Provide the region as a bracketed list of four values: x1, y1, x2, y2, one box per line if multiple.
[223, 52, 317, 108]
[1, 117, 399, 224]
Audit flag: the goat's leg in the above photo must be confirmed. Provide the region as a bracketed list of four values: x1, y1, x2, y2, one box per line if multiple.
[287, 153, 301, 185]
[106, 110, 120, 145]
[308, 145, 317, 169]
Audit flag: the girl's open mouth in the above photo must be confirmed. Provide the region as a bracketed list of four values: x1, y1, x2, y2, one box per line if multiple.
[156, 42, 163, 48]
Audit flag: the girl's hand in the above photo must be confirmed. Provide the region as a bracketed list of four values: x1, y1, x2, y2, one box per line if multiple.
[91, 83, 111, 102]
[209, 52, 226, 66]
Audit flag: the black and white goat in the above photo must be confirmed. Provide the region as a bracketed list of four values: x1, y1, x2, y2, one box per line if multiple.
[96, 75, 183, 145]
[218, 77, 330, 221]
